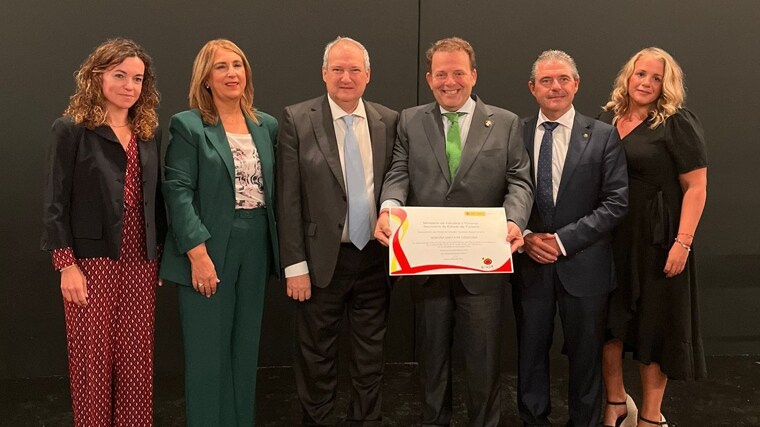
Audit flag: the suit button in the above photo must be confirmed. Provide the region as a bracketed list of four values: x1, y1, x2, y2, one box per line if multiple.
[338, 223, 343, 229]
[342, 195, 347, 201]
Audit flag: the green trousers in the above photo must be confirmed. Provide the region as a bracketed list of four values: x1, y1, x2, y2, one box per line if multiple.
[178, 209, 270, 426]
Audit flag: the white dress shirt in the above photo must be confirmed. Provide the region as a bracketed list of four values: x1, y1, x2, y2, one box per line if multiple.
[440, 96, 476, 149]
[525, 106, 576, 255]
[533, 106, 575, 200]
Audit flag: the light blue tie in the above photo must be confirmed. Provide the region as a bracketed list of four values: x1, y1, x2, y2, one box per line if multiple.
[342, 115, 371, 249]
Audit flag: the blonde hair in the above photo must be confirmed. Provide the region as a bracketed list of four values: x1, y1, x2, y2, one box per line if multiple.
[64, 38, 160, 140]
[603, 47, 685, 129]
[188, 39, 257, 125]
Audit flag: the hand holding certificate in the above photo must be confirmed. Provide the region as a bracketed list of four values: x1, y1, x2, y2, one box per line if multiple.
[388, 207, 513, 276]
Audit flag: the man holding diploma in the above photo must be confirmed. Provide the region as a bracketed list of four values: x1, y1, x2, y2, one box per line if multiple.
[374, 37, 533, 426]
[512, 50, 628, 427]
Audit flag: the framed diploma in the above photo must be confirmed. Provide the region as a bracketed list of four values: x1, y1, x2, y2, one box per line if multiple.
[388, 206, 513, 276]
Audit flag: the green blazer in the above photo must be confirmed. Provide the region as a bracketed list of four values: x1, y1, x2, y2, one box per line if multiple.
[160, 109, 280, 286]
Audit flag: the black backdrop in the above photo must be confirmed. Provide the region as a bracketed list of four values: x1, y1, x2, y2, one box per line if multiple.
[1, 0, 758, 379]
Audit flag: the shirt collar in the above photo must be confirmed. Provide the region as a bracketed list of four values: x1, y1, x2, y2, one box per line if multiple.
[328, 95, 367, 121]
[438, 95, 476, 116]
[537, 105, 575, 130]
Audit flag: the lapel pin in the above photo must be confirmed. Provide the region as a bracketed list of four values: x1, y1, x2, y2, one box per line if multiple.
[485, 119, 493, 127]
[583, 132, 589, 139]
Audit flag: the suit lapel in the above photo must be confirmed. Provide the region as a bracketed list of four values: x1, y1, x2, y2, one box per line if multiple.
[310, 96, 346, 193]
[523, 116, 538, 183]
[204, 121, 235, 187]
[246, 115, 274, 203]
[556, 113, 593, 204]
[92, 125, 121, 145]
[136, 133, 157, 190]
[456, 98, 493, 180]
[365, 101, 387, 202]
[422, 104, 451, 185]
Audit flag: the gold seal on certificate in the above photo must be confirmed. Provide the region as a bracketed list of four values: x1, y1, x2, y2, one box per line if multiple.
[388, 207, 513, 275]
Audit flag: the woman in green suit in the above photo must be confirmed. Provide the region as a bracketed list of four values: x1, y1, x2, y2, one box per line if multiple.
[160, 39, 279, 426]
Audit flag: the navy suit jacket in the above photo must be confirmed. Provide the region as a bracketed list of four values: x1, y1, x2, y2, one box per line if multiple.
[513, 111, 628, 297]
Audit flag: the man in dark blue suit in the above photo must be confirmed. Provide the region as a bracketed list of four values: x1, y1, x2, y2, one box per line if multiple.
[512, 50, 628, 427]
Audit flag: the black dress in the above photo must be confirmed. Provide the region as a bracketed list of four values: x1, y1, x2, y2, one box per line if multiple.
[599, 108, 707, 380]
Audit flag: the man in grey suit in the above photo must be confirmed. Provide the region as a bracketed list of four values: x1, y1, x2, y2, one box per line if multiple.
[511, 50, 628, 427]
[375, 37, 533, 427]
[277, 37, 399, 425]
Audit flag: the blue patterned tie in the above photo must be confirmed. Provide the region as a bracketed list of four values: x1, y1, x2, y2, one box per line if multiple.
[537, 121, 559, 227]
[342, 115, 371, 249]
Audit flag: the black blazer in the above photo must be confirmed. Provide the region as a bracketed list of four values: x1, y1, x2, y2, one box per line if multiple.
[41, 116, 166, 260]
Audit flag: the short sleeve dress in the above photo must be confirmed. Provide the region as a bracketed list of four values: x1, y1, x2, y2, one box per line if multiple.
[598, 108, 708, 380]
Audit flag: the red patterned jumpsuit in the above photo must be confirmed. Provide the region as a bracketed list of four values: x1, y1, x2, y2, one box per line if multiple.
[52, 134, 159, 426]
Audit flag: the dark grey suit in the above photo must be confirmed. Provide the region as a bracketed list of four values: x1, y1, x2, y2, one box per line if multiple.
[380, 95, 533, 426]
[277, 95, 398, 425]
[512, 112, 628, 427]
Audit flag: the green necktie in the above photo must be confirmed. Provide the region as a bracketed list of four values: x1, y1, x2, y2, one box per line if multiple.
[443, 112, 466, 180]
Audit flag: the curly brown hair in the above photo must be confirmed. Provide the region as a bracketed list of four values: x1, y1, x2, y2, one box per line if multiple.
[64, 38, 160, 140]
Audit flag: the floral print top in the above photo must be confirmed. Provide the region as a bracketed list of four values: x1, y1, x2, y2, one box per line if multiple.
[227, 132, 265, 209]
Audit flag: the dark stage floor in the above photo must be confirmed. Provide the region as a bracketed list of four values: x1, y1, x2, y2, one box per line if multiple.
[2, 355, 758, 426]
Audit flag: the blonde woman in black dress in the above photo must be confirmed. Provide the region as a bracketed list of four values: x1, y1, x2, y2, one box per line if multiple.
[599, 47, 707, 427]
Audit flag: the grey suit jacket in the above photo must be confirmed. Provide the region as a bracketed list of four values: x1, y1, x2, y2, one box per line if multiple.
[380, 95, 533, 293]
[513, 111, 629, 297]
[277, 95, 399, 288]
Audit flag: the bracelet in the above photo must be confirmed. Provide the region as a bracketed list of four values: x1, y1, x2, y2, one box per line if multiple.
[674, 237, 691, 252]
[677, 232, 694, 238]
[60, 264, 77, 272]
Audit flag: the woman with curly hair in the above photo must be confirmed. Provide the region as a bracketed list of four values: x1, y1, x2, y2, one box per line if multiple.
[41, 38, 164, 426]
[599, 47, 708, 427]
